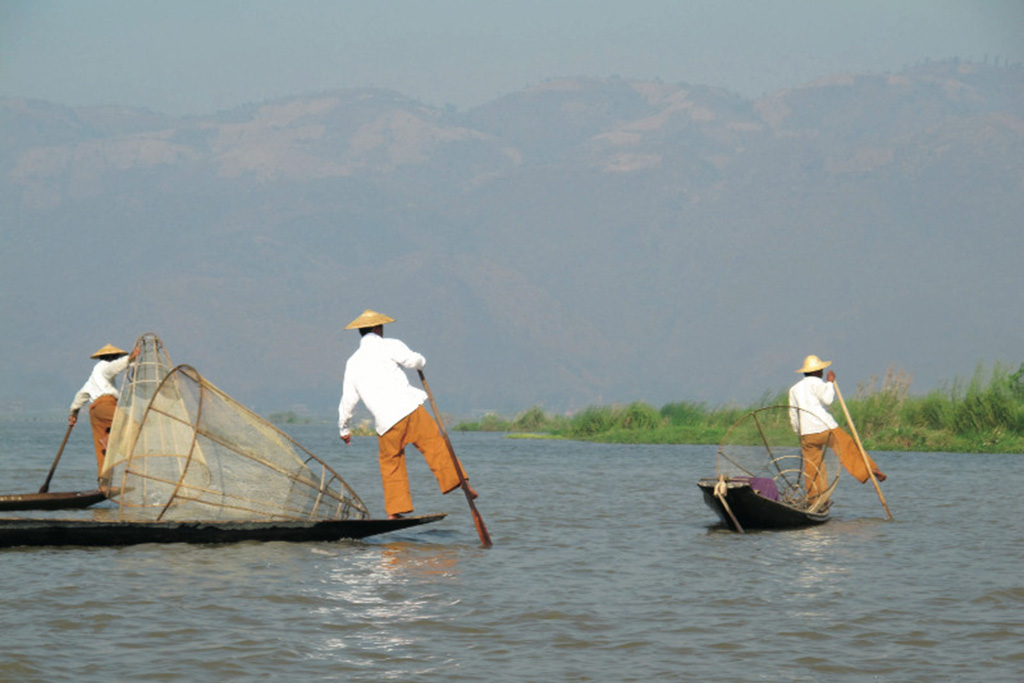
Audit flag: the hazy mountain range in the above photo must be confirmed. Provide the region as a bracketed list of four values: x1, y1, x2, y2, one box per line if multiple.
[2, 59, 1022, 419]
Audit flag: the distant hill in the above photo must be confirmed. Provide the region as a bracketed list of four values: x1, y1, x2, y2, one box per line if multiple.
[2, 60, 1022, 417]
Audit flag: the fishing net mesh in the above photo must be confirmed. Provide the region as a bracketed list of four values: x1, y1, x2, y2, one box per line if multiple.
[105, 333, 174, 471]
[103, 334, 368, 522]
[716, 405, 841, 509]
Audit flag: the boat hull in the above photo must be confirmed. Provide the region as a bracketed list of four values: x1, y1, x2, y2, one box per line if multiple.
[0, 489, 107, 511]
[697, 478, 829, 531]
[0, 514, 446, 548]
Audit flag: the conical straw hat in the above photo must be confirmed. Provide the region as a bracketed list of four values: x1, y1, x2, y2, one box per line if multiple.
[91, 343, 128, 359]
[796, 355, 832, 373]
[345, 309, 395, 330]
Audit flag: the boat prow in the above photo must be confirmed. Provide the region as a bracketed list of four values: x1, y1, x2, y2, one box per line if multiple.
[0, 489, 108, 512]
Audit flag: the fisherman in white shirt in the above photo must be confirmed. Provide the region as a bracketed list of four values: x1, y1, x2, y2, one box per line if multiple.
[69, 343, 139, 478]
[789, 354, 886, 503]
[338, 310, 477, 519]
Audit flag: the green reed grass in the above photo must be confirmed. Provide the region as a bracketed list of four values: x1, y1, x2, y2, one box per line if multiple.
[454, 362, 1024, 453]
[853, 362, 1024, 452]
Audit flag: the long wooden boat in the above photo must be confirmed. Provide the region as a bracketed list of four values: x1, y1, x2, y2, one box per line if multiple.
[0, 513, 446, 548]
[0, 489, 107, 511]
[697, 477, 830, 532]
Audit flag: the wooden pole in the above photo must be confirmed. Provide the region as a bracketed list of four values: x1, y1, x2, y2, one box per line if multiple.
[418, 370, 493, 548]
[834, 381, 893, 520]
[39, 423, 75, 494]
[714, 475, 744, 533]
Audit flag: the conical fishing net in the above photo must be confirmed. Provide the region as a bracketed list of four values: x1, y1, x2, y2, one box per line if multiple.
[104, 332, 174, 473]
[716, 405, 841, 509]
[103, 334, 368, 522]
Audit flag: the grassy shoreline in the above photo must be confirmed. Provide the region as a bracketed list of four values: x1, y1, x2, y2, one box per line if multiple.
[455, 363, 1024, 454]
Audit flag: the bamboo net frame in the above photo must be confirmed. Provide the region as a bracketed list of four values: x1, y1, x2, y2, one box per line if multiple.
[103, 334, 368, 522]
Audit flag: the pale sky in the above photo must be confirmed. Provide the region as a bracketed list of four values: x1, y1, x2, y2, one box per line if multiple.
[2, 0, 1022, 116]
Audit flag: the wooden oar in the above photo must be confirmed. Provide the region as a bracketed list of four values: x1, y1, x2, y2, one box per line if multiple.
[39, 422, 75, 493]
[713, 475, 744, 533]
[834, 381, 893, 520]
[418, 370, 493, 548]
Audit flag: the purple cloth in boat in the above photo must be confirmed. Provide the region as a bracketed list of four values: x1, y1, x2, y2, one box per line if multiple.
[736, 476, 779, 501]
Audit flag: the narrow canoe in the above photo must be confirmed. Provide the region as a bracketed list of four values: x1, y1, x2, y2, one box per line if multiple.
[697, 478, 830, 532]
[0, 489, 107, 511]
[0, 514, 446, 548]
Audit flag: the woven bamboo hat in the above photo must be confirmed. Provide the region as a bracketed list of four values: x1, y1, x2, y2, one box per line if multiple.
[91, 343, 128, 359]
[345, 309, 395, 330]
[796, 354, 832, 374]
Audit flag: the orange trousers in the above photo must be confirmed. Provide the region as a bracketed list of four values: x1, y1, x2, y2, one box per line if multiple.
[377, 405, 466, 516]
[801, 427, 883, 501]
[88, 395, 118, 477]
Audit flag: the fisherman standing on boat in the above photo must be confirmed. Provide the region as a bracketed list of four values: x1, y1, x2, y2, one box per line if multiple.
[338, 309, 478, 519]
[789, 355, 886, 502]
[69, 343, 140, 478]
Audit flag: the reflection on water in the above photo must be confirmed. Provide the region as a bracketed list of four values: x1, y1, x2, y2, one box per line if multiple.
[1, 423, 1023, 682]
[302, 543, 468, 680]
[788, 527, 847, 604]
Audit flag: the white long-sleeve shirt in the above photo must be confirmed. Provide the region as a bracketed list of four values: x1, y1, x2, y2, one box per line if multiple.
[788, 375, 839, 435]
[338, 333, 428, 437]
[69, 356, 131, 414]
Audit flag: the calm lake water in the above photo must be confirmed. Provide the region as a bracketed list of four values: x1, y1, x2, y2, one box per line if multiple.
[1, 419, 1022, 682]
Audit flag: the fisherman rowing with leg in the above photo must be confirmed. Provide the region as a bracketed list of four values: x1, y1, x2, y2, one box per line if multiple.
[788, 354, 887, 506]
[337, 309, 478, 519]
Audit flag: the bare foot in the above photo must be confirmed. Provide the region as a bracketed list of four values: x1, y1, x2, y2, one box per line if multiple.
[873, 470, 887, 483]
[388, 513, 405, 520]
[464, 482, 479, 500]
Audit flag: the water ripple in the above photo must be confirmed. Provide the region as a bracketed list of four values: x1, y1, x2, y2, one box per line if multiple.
[2, 427, 1023, 681]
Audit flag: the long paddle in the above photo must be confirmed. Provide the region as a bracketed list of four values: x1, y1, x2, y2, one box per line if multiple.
[833, 381, 893, 520]
[418, 370, 493, 548]
[39, 422, 75, 493]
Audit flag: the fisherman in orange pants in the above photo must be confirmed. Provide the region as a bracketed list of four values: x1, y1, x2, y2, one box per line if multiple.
[69, 343, 139, 478]
[789, 355, 886, 504]
[337, 310, 477, 519]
